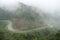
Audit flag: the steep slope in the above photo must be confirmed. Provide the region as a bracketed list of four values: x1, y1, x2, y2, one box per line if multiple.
[7, 2, 48, 31]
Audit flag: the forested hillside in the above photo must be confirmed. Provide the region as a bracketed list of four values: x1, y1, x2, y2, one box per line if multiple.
[0, 2, 60, 40]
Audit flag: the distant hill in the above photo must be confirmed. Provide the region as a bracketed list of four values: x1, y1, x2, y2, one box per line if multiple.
[0, 8, 12, 20]
[0, 2, 41, 20]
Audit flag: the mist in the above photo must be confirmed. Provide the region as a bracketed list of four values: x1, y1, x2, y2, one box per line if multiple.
[0, 0, 19, 11]
[18, 0, 60, 13]
[0, 0, 60, 32]
[0, 0, 60, 13]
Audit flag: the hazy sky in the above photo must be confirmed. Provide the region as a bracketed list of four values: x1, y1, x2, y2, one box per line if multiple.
[0, 0, 60, 13]
[0, 0, 19, 11]
[18, 0, 60, 13]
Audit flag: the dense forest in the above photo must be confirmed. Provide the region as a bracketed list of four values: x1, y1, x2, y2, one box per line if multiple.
[0, 2, 60, 40]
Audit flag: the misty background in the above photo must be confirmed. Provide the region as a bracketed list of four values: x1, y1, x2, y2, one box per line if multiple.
[0, 0, 60, 13]
[0, 0, 60, 31]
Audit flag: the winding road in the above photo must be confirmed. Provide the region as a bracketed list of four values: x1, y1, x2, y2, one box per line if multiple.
[7, 20, 50, 33]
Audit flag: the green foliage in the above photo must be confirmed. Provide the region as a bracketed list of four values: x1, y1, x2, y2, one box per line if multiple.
[0, 20, 59, 40]
[0, 32, 5, 40]
[54, 30, 60, 40]
[0, 20, 8, 32]
[0, 25, 57, 40]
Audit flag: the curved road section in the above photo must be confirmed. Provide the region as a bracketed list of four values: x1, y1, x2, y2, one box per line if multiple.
[7, 20, 49, 33]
